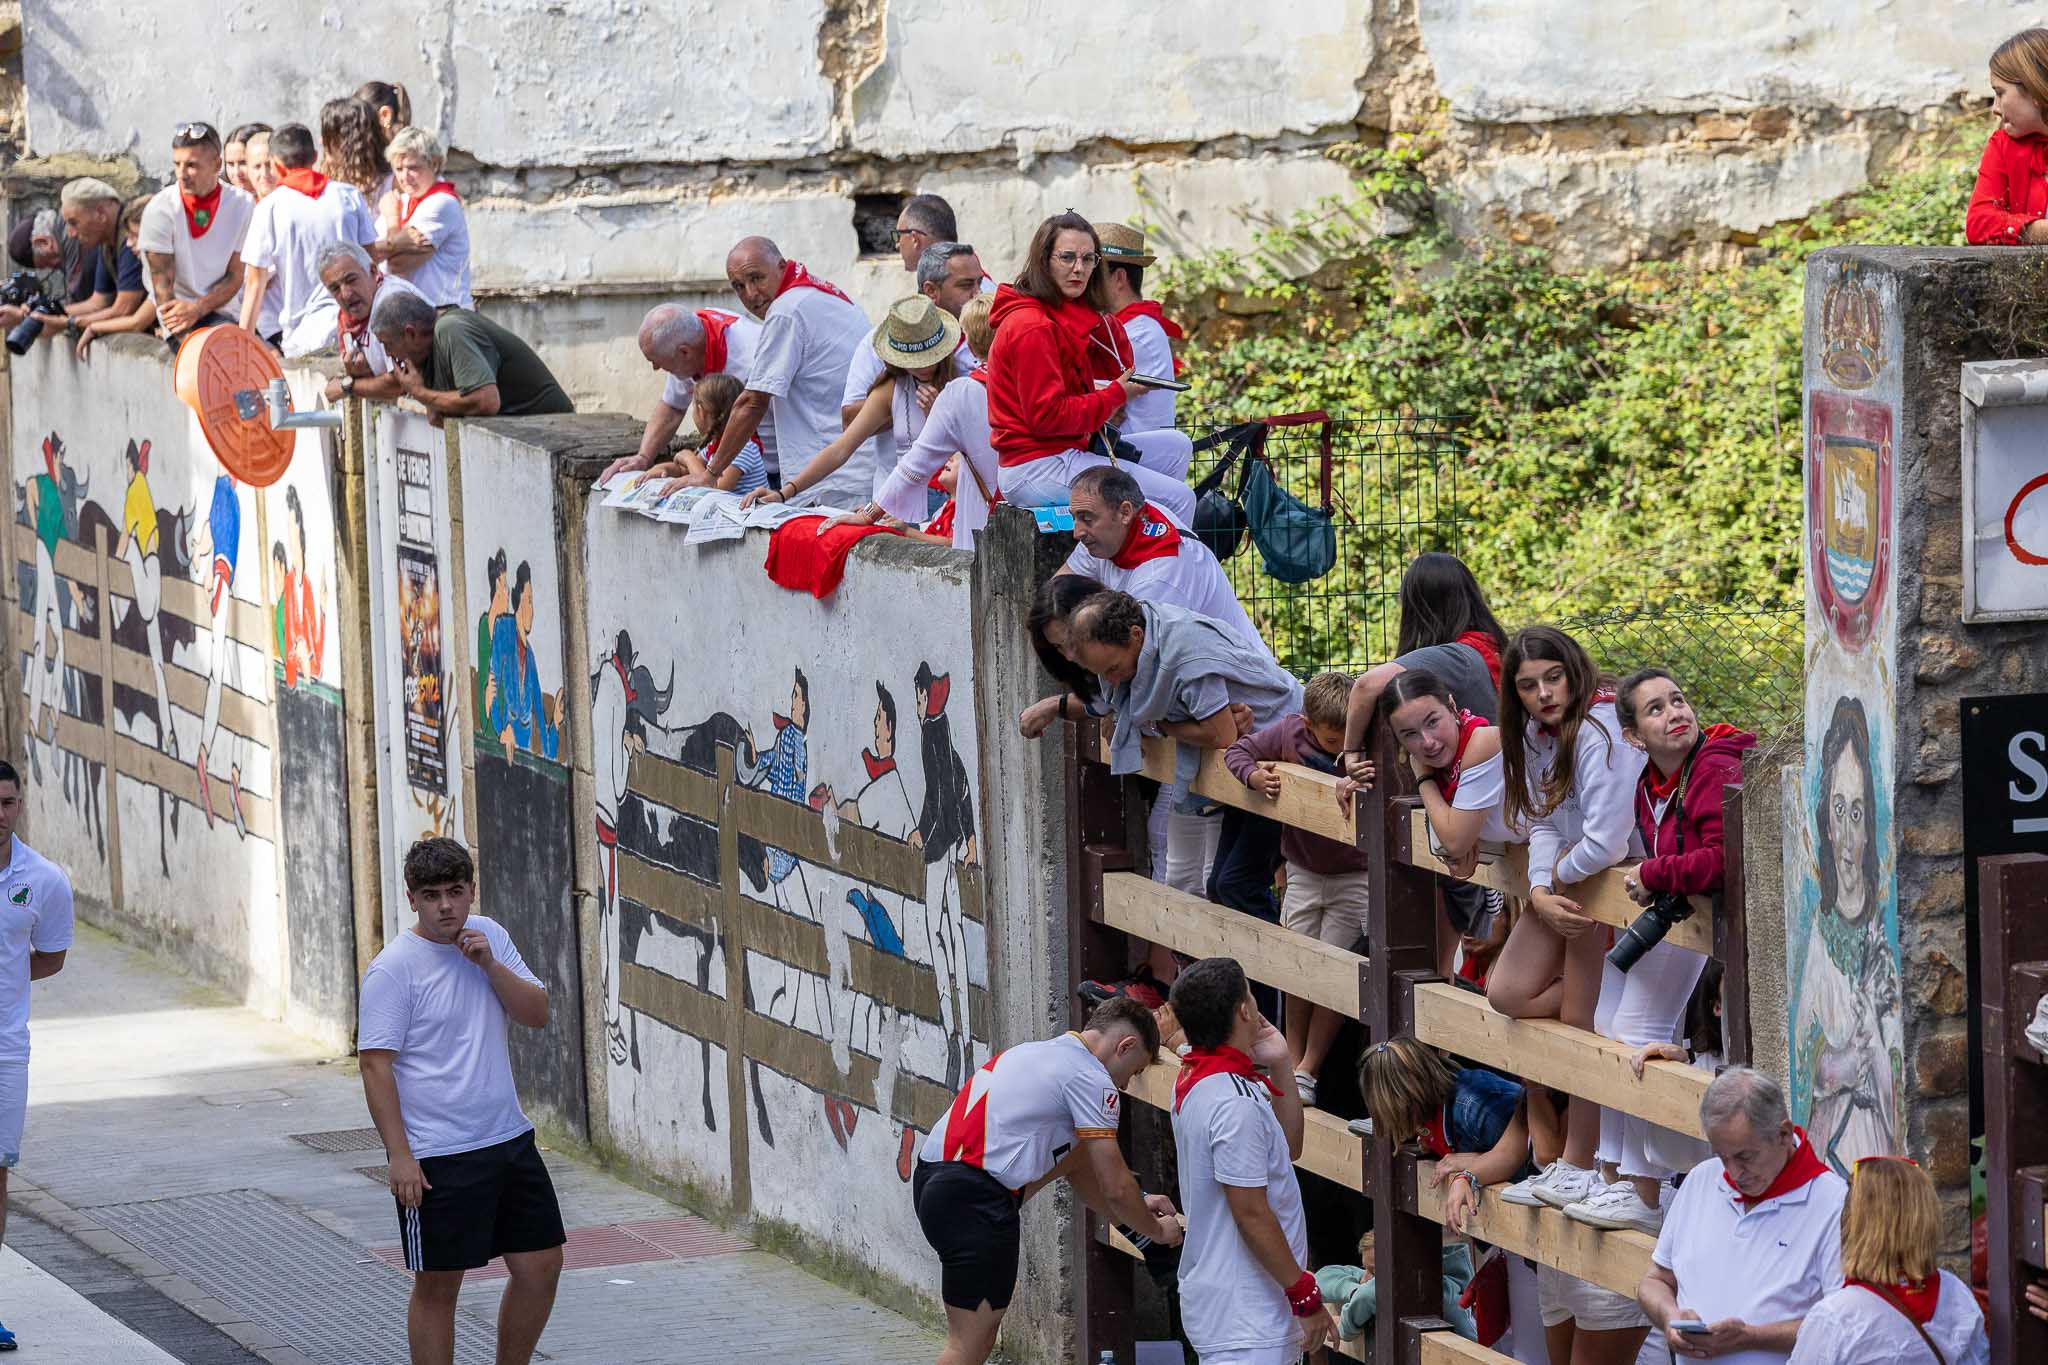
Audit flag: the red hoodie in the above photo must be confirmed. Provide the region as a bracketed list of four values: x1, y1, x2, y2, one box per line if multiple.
[1967, 128, 2048, 245]
[1633, 724, 1757, 897]
[985, 284, 1132, 466]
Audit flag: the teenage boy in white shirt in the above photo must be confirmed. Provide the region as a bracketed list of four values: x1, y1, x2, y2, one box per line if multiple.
[1167, 956, 1338, 1364]
[237, 122, 378, 357]
[0, 760, 73, 1353]
[137, 122, 254, 344]
[359, 838, 563, 1365]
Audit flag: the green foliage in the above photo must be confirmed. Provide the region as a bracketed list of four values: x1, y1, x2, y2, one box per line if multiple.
[1157, 140, 1976, 732]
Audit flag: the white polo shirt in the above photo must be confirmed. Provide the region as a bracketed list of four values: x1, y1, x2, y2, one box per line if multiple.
[1653, 1150, 1846, 1365]
[137, 183, 254, 311]
[1173, 1070, 1304, 1356]
[1064, 512, 1267, 657]
[0, 835, 74, 1064]
[1119, 311, 1178, 433]
[395, 193, 473, 310]
[748, 284, 879, 509]
[241, 180, 378, 356]
[658, 310, 778, 472]
[919, 1031, 1120, 1191]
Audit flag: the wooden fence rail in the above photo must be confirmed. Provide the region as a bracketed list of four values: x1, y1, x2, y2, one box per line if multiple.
[1980, 852, 2048, 1364]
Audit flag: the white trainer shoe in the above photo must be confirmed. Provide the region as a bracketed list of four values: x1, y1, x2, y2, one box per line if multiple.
[1530, 1161, 1601, 1209]
[1562, 1181, 1666, 1234]
[1499, 1161, 1565, 1207]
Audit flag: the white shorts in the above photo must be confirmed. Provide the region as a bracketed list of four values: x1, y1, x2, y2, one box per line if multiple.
[1536, 1263, 1648, 1331]
[1198, 1346, 1302, 1365]
[0, 1059, 27, 1166]
[1279, 864, 1369, 950]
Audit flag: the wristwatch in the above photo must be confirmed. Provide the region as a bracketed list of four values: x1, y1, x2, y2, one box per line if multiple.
[340, 375, 357, 397]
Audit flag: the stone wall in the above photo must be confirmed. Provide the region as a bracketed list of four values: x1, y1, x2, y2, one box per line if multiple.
[1798, 246, 2048, 1259]
[10, 1, 2016, 411]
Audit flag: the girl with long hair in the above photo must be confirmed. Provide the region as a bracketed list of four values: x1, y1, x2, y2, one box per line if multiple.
[354, 80, 412, 145]
[318, 96, 389, 202]
[644, 372, 766, 496]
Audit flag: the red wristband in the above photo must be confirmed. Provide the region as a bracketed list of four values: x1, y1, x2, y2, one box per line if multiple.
[1287, 1270, 1323, 1317]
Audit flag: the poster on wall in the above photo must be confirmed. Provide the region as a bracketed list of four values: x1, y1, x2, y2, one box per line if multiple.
[398, 544, 446, 793]
[1960, 360, 2048, 623]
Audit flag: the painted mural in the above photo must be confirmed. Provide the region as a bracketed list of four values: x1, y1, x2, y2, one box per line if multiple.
[1791, 259, 1905, 1175]
[585, 507, 988, 1296]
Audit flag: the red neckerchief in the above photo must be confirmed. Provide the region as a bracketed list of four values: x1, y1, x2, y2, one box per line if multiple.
[1113, 300, 1186, 374]
[1109, 504, 1182, 569]
[774, 259, 853, 305]
[862, 749, 896, 780]
[1540, 688, 1616, 739]
[1724, 1127, 1829, 1208]
[924, 673, 951, 718]
[967, 366, 988, 387]
[1848, 1276, 1941, 1325]
[1435, 709, 1488, 800]
[1457, 630, 1503, 690]
[339, 302, 369, 348]
[277, 167, 330, 200]
[926, 499, 958, 539]
[400, 181, 460, 228]
[1173, 1046, 1279, 1112]
[611, 654, 637, 702]
[182, 184, 224, 238]
[1422, 1110, 1451, 1158]
[698, 309, 734, 373]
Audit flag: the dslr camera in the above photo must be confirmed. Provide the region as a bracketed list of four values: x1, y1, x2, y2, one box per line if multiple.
[0, 270, 64, 356]
[1606, 888, 1697, 973]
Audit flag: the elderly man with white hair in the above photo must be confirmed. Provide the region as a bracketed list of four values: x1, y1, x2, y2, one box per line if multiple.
[317, 241, 427, 403]
[0, 183, 138, 340]
[371, 127, 472, 310]
[598, 302, 774, 485]
[1638, 1066, 1847, 1364]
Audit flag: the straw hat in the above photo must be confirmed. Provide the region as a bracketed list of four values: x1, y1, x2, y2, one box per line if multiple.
[1095, 222, 1155, 268]
[871, 295, 964, 371]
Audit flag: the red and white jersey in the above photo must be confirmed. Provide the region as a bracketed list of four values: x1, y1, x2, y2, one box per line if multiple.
[919, 1032, 1121, 1190]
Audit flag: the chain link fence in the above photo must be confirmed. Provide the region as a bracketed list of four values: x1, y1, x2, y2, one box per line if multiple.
[1184, 414, 1804, 739]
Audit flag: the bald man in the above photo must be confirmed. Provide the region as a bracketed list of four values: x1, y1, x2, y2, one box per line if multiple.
[709, 237, 878, 508]
[600, 302, 775, 485]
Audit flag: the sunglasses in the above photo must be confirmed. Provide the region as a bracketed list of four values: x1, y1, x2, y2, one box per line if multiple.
[1851, 1153, 1919, 1181]
[174, 122, 217, 140]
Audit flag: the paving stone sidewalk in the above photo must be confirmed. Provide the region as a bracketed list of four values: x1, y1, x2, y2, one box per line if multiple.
[8, 923, 944, 1365]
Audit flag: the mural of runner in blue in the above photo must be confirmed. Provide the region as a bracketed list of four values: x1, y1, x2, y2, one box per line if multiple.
[488, 560, 561, 760]
[755, 667, 810, 887]
[190, 470, 246, 837]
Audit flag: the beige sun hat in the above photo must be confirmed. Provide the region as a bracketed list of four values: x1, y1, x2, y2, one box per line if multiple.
[871, 295, 964, 371]
[1095, 221, 1156, 268]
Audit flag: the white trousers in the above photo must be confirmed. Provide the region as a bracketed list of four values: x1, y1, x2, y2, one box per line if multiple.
[1594, 940, 1707, 1179]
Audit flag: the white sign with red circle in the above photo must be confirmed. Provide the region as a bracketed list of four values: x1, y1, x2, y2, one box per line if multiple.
[1961, 360, 2048, 622]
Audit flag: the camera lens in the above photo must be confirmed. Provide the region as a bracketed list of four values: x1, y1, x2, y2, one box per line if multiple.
[5, 314, 43, 356]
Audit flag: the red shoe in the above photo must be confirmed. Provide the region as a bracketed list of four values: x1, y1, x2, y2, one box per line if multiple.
[1077, 967, 1168, 1011]
[896, 1126, 917, 1182]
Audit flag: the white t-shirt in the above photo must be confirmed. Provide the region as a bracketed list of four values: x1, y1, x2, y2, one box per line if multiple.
[342, 275, 426, 376]
[395, 193, 474, 310]
[0, 836, 73, 1064]
[875, 375, 997, 551]
[1173, 1069, 1305, 1355]
[918, 1032, 1121, 1191]
[241, 181, 378, 356]
[658, 310, 778, 473]
[1447, 748, 1521, 844]
[748, 285, 880, 509]
[1064, 515, 1266, 656]
[1522, 701, 1647, 890]
[1119, 312, 1178, 433]
[137, 183, 255, 312]
[357, 915, 542, 1159]
[1786, 1271, 1988, 1365]
[1652, 1149, 1846, 1365]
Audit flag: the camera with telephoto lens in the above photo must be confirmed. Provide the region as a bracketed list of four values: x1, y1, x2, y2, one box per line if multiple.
[0, 270, 63, 355]
[1606, 889, 1695, 973]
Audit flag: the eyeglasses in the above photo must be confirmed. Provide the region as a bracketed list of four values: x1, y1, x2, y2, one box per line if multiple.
[1053, 251, 1101, 269]
[894, 227, 924, 240]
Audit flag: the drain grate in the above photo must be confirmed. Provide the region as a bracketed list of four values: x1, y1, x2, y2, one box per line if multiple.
[93, 1190, 505, 1364]
[369, 1215, 751, 1281]
[288, 1127, 385, 1154]
[356, 1164, 391, 1185]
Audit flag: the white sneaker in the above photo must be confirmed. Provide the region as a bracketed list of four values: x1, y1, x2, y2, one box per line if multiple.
[1498, 1162, 1561, 1206]
[1294, 1071, 1318, 1107]
[1530, 1161, 1601, 1209]
[1346, 1116, 1375, 1138]
[1562, 1181, 1665, 1234]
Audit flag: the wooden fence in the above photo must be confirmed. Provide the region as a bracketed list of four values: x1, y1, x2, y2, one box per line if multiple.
[1980, 852, 2048, 1364]
[1065, 715, 1756, 1364]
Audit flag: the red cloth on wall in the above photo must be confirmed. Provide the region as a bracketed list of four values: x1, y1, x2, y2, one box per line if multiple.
[764, 516, 901, 598]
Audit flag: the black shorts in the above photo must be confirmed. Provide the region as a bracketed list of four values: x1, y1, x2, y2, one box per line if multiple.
[1440, 877, 1502, 936]
[396, 1130, 566, 1273]
[913, 1159, 1020, 1311]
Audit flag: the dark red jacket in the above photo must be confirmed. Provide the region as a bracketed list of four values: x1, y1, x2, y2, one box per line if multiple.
[1633, 724, 1756, 897]
[986, 284, 1131, 466]
[1967, 128, 2048, 245]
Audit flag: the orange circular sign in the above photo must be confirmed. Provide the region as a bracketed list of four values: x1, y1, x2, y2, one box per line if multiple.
[173, 325, 297, 487]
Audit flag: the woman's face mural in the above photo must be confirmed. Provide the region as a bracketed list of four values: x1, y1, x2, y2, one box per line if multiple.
[1826, 740, 1869, 919]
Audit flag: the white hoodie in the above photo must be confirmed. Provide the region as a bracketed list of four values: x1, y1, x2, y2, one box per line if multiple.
[1522, 700, 1646, 890]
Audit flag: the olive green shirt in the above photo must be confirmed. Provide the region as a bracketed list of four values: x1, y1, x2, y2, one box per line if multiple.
[427, 309, 574, 416]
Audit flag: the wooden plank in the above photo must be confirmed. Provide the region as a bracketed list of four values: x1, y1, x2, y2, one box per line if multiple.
[726, 783, 929, 900]
[1101, 871, 1369, 1019]
[628, 750, 721, 823]
[1413, 981, 1708, 1137]
[1414, 1158, 1654, 1299]
[45, 540, 272, 650]
[1420, 1329, 1515, 1364]
[57, 624, 271, 748]
[1125, 1054, 1366, 1194]
[50, 713, 277, 843]
[1083, 723, 1361, 845]
[1403, 809, 1713, 955]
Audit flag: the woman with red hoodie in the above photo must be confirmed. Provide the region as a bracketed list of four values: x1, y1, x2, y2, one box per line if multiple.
[987, 213, 1195, 523]
[1968, 28, 2048, 245]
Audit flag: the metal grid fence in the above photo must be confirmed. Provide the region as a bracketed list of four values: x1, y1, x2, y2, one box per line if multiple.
[1182, 415, 1804, 738]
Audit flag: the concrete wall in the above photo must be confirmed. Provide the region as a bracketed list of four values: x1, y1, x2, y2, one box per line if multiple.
[3, 338, 356, 1049]
[16, 1, 2016, 410]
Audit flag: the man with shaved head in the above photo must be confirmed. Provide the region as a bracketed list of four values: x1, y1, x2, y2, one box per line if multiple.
[704, 236, 877, 507]
[600, 301, 774, 485]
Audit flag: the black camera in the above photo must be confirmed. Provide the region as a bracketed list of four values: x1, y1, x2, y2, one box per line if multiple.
[1, 269, 63, 355]
[1606, 890, 1695, 973]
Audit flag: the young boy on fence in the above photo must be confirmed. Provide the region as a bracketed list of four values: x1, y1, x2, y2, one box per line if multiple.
[1223, 671, 1367, 1108]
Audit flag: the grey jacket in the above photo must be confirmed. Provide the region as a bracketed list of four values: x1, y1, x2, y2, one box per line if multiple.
[1102, 600, 1302, 786]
